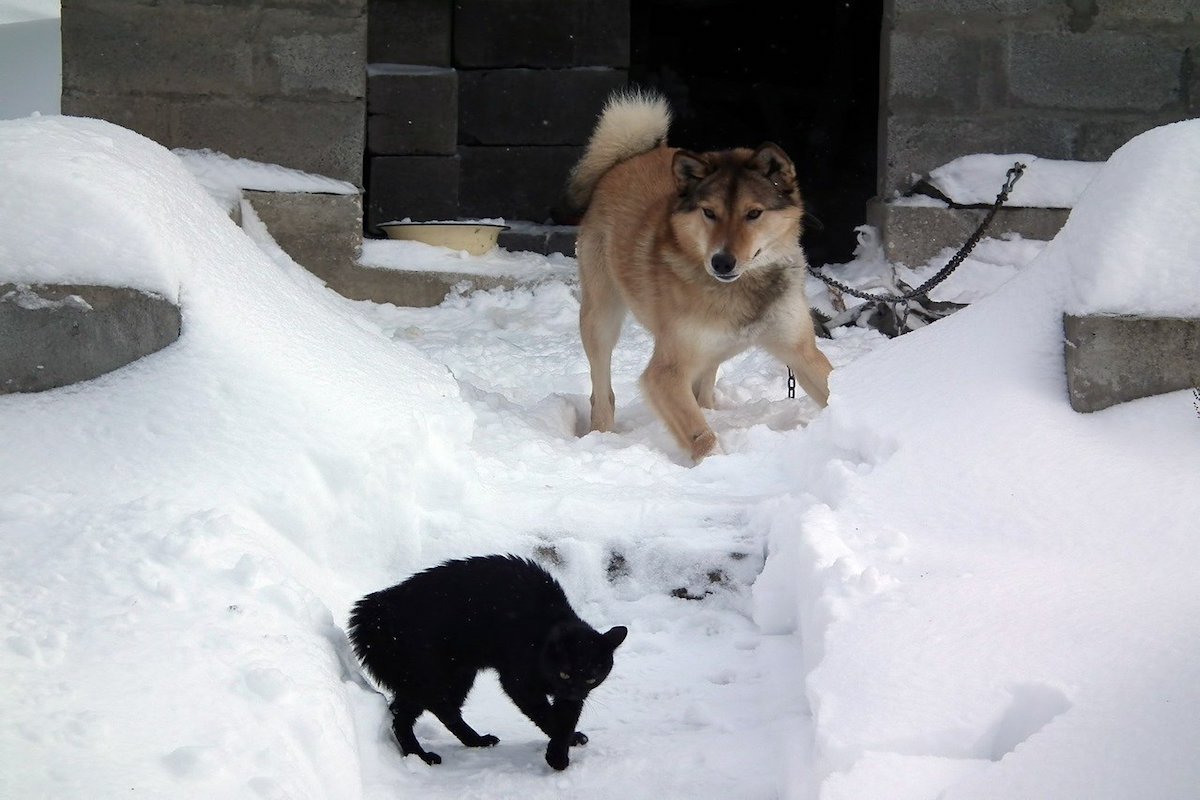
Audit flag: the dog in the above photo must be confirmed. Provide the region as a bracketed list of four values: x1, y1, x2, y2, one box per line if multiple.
[568, 89, 833, 462]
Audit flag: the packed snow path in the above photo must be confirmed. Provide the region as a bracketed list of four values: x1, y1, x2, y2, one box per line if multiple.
[347, 283, 882, 798]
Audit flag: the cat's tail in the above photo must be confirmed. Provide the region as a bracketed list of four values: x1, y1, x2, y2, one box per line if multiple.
[567, 88, 672, 210]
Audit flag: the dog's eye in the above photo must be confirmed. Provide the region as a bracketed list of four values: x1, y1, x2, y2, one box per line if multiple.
[585, 678, 597, 684]
[559, 672, 570, 680]
[701, 208, 716, 220]
[746, 208, 763, 220]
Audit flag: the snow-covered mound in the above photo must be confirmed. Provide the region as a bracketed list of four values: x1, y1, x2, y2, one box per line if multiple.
[755, 122, 1200, 798]
[0, 116, 477, 798]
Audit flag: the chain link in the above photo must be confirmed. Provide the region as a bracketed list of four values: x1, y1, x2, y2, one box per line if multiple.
[806, 163, 1026, 305]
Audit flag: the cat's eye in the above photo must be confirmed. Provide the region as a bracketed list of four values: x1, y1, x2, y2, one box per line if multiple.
[746, 208, 763, 220]
[702, 208, 716, 220]
[559, 671, 570, 680]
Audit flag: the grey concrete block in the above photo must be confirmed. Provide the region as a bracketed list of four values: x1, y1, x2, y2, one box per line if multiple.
[325, 266, 516, 307]
[1075, 115, 1185, 161]
[1064, 314, 1200, 413]
[1007, 33, 1183, 112]
[367, 66, 457, 154]
[62, 1, 365, 100]
[260, 8, 367, 98]
[885, 32, 984, 114]
[1092, 0, 1200, 26]
[867, 198, 1069, 266]
[893, 0, 1057, 15]
[243, 190, 363, 285]
[62, 1, 257, 97]
[369, 0, 451, 65]
[366, 155, 461, 230]
[498, 222, 578, 256]
[0, 284, 181, 394]
[453, 0, 630, 68]
[881, 114, 1077, 196]
[1188, 47, 1200, 116]
[263, 0, 365, 18]
[458, 68, 627, 145]
[458, 146, 583, 223]
[169, 97, 365, 186]
[61, 90, 171, 145]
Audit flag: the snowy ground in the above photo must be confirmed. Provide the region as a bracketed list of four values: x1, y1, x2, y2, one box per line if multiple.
[3, 115, 1200, 800]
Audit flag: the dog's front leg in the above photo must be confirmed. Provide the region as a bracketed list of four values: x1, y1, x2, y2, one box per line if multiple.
[764, 334, 832, 407]
[642, 350, 718, 461]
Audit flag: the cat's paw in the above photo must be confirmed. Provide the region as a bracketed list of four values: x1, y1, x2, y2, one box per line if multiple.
[570, 731, 588, 746]
[471, 734, 500, 747]
[545, 742, 570, 771]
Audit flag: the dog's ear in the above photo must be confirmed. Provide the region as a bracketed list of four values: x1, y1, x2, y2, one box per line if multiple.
[749, 142, 798, 195]
[672, 150, 711, 196]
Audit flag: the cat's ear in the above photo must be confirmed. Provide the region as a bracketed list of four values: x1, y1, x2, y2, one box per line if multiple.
[603, 626, 628, 649]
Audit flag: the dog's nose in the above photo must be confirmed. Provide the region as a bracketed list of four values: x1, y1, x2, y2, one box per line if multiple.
[711, 252, 736, 275]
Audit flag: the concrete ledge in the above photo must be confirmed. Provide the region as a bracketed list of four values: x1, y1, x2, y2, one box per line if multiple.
[867, 198, 1070, 265]
[243, 190, 363, 283]
[1064, 314, 1200, 412]
[1, 284, 181, 393]
[499, 222, 578, 256]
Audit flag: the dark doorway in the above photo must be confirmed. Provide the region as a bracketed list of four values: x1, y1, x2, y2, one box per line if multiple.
[630, 0, 882, 267]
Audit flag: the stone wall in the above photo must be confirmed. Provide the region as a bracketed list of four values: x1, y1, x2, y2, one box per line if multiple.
[365, 0, 629, 231]
[61, 0, 367, 185]
[879, 0, 1199, 197]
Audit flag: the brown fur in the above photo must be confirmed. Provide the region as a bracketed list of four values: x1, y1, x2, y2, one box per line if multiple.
[571, 92, 832, 462]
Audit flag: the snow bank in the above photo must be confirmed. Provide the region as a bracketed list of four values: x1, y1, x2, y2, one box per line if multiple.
[760, 121, 1200, 798]
[926, 154, 1101, 208]
[0, 116, 477, 799]
[174, 148, 359, 212]
[1064, 120, 1200, 318]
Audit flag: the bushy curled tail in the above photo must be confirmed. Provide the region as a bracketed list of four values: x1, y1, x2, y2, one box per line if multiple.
[567, 89, 671, 209]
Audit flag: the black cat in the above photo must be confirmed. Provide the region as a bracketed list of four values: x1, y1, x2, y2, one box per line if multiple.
[347, 554, 627, 771]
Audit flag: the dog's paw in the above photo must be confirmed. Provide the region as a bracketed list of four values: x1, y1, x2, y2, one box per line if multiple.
[690, 430, 719, 461]
[469, 734, 499, 747]
[570, 731, 588, 746]
[415, 750, 442, 766]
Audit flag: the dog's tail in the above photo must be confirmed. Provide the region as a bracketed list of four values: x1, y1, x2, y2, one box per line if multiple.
[567, 89, 671, 210]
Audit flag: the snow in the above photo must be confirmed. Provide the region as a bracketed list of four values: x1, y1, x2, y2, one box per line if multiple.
[3, 112, 1200, 800]
[1063, 119, 1200, 318]
[174, 148, 360, 212]
[925, 153, 1102, 208]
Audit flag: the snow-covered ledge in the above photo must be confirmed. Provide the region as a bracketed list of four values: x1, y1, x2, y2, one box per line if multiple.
[1061, 121, 1200, 413]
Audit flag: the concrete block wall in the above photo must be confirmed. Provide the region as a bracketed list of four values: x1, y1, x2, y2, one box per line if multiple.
[61, 0, 367, 185]
[366, 0, 629, 231]
[879, 0, 1200, 197]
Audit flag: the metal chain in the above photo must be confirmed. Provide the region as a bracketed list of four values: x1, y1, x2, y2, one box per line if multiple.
[805, 162, 1027, 304]
[786, 162, 1026, 399]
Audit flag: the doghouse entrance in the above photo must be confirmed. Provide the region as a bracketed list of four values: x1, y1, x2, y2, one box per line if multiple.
[630, 0, 883, 266]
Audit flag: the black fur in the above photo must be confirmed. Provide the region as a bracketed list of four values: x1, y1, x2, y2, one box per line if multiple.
[347, 554, 627, 771]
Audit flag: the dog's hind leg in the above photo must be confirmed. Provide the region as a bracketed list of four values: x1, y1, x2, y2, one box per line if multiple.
[579, 251, 626, 433]
[642, 347, 718, 461]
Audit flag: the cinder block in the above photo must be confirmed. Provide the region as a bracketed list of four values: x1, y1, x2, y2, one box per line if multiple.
[366, 155, 461, 229]
[1075, 115, 1184, 161]
[866, 198, 1069, 266]
[243, 191, 363, 285]
[61, 90, 172, 146]
[881, 114, 1077, 196]
[265, 0, 364, 19]
[0, 283, 181, 394]
[1092, 0, 1198, 25]
[498, 222, 578, 256]
[169, 97, 365, 186]
[260, 8, 367, 98]
[885, 32, 984, 114]
[458, 68, 626, 145]
[1007, 33, 1183, 112]
[1064, 314, 1200, 412]
[453, 0, 630, 68]
[367, 66, 457, 154]
[368, 0, 451, 65]
[62, 1, 257, 97]
[458, 146, 583, 223]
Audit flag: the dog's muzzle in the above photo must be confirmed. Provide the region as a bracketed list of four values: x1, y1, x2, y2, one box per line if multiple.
[710, 252, 739, 283]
